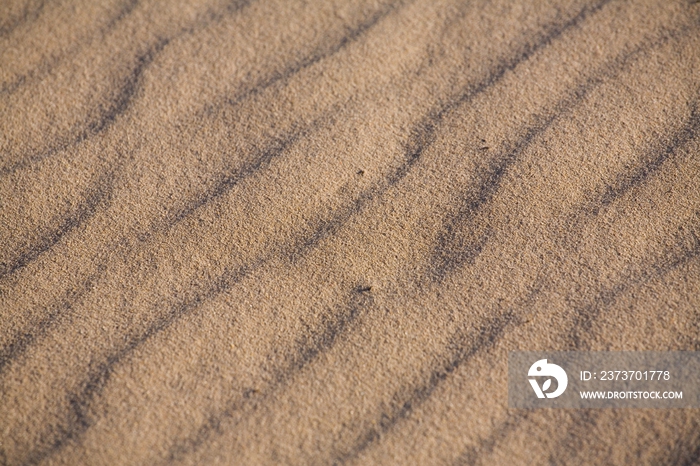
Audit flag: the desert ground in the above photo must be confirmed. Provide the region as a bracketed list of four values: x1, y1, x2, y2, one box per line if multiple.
[1, 0, 699, 464]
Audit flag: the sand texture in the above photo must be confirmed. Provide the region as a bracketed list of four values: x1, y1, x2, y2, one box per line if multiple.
[1, 0, 700, 464]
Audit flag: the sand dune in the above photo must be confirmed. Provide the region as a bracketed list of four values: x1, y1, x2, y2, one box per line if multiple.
[1, 0, 699, 464]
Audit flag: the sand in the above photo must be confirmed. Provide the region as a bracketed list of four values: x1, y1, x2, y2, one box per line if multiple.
[1, 0, 699, 464]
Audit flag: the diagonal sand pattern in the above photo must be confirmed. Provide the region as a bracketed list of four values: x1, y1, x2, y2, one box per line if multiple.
[1, 0, 699, 464]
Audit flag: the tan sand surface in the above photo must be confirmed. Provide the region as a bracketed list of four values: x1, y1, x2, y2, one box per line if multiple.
[1, 0, 699, 464]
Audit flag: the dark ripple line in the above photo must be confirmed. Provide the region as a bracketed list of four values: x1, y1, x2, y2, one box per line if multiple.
[562, 101, 700, 250]
[25, 177, 382, 464]
[542, 411, 602, 465]
[25, 122, 420, 464]
[1, 36, 170, 177]
[564, 98, 699, 341]
[455, 221, 700, 464]
[551, 298, 700, 465]
[0, 0, 46, 38]
[397, 0, 616, 280]
[0, 261, 109, 374]
[330, 15, 700, 465]
[0, 30, 173, 273]
[159, 7, 418, 234]
[429, 20, 696, 282]
[674, 429, 700, 466]
[0, 106, 337, 386]
[207, 0, 410, 113]
[0, 0, 405, 284]
[154, 126, 444, 459]
[2, 0, 402, 178]
[16, 260, 260, 466]
[597, 104, 700, 207]
[568, 214, 700, 349]
[427, 90, 575, 281]
[330, 20, 700, 465]
[20, 87, 440, 463]
[0, 0, 252, 178]
[0, 167, 118, 280]
[334, 309, 522, 465]
[2, 0, 668, 462]
[337, 222, 700, 465]
[452, 413, 531, 466]
[160, 1, 627, 460]
[164, 285, 374, 464]
[6, 116, 315, 461]
[0, 0, 525, 462]
[0, 0, 140, 97]
[138, 14, 700, 466]
[14, 98, 374, 463]
[0, 0, 410, 385]
[458, 217, 700, 463]
[398, 0, 614, 176]
[101, 0, 140, 33]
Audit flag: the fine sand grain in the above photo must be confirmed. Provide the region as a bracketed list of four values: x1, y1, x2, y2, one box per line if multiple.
[1, 0, 699, 464]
